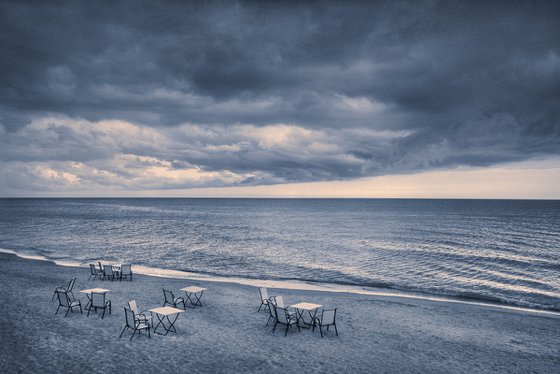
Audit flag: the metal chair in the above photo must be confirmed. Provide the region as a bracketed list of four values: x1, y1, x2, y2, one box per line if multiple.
[55, 290, 82, 317]
[104, 266, 117, 282]
[313, 308, 338, 337]
[258, 287, 275, 312]
[120, 264, 132, 281]
[87, 292, 112, 318]
[128, 300, 152, 327]
[97, 261, 106, 280]
[162, 289, 185, 309]
[89, 264, 102, 280]
[271, 303, 300, 336]
[119, 308, 151, 341]
[266, 298, 277, 327]
[52, 277, 76, 301]
[271, 296, 295, 316]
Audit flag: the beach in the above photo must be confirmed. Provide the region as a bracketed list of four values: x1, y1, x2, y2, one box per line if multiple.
[0, 252, 559, 374]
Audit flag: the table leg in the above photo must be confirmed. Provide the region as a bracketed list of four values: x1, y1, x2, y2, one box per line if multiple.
[184, 291, 204, 308]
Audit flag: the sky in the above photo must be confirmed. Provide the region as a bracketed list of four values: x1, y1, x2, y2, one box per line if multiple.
[1, 0, 559, 198]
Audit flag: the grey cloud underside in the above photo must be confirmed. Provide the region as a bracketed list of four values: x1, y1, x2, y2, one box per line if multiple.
[1, 0, 559, 191]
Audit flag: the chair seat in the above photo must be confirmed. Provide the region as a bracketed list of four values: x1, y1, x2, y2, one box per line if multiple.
[70, 301, 81, 307]
[136, 322, 150, 329]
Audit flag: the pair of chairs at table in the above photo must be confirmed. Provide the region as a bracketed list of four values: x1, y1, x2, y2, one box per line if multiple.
[53, 278, 112, 319]
[119, 288, 198, 340]
[89, 262, 132, 282]
[258, 287, 338, 338]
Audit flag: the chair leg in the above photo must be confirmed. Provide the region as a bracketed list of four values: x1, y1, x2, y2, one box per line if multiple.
[55, 305, 60, 315]
[319, 325, 324, 338]
[284, 324, 289, 337]
[119, 326, 128, 339]
[129, 329, 137, 341]
[334, 323, 338, 336]
[272, 321, 278, 333]
[65, 308, 70, 317]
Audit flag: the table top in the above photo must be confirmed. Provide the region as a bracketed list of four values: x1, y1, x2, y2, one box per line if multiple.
[290, 302, 322, 310]
[149, 306, 185, 316]
[180, 286, 207, 293]
[79, 288, 111, 294]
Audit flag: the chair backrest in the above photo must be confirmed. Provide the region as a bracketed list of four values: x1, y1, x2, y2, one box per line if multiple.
[98, 261, 104, 271]
[321, 308, 337, 325]
[67, 278, 76, 292]
[90, 264, 97, 275]
[91, 292, 106, 307]
[163, 289, 174, 304]
[121, 264, 131, 275]
[124, 308, 135, 328]
[56, 291, 70, 308]
[105, 266, 114, 276]
[259, 287, 268, 302]
[268, 300, 277, 320]
[275, 296, 285, 308]
[275, 306, 291, 323]
[128, 300, 139, 314]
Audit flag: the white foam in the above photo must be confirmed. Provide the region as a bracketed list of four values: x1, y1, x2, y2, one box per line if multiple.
[1, 247, 559, 317]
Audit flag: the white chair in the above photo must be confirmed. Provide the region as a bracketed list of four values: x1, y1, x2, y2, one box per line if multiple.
[119, 308, 151, 341]
[313, 308, 338, 337]
[128, 300, 152, 327]
[272, 304, 300, 337]
[272, 295, 296, 317]
[87, 292, 111, 318]
[120, 264, 132, 281]
[104, 266, 117, 281]
[54, 290, 82, 317]
[258, 287, 275, 312]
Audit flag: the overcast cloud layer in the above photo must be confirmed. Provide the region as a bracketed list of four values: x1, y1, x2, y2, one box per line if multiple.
[1, 0, 559, 194]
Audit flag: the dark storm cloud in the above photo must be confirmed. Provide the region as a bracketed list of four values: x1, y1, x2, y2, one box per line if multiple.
[0, 0, 559, 192]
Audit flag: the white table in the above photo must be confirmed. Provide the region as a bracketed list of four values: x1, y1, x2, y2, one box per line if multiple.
[149, 306, 185, 335]
[180, 286, 207, 309]
[290, 302, 322, 329]
[80, 288, 111, 310]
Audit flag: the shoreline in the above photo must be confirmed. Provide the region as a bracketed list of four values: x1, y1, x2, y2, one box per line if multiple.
[1, 251, 559, 373]
[2, 247, 559, 318]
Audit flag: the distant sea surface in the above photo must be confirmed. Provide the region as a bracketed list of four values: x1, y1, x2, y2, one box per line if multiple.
[1, 198, 559, 310]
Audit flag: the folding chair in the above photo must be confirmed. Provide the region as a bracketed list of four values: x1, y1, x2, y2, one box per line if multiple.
[272, 296, 295, 316]
[266, 298, 277, 327]
[55, 290, 82, 317]
[104, 266, 117, 282]
[128, 300, 152, 327]
[120, 264, 132, 281]
[257, 287, 275, 312]
[119, 308, 151, 341]
[89, 264, 102, 281]
[162, 289, 185, 309]
[98, 261, 106, 280]
[87, 292, 112, 318]
[272, 304, 300, 337]
[52, 278, 76, 301]
[313, 308, 338, 337]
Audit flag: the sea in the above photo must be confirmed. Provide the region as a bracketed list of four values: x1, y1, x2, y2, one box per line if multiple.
[0, 198, 559, 311]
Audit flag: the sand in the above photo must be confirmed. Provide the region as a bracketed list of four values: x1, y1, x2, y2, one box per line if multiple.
[0, 252, 559, 373]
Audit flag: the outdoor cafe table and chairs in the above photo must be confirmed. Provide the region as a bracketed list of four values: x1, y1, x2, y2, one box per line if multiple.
[80, 288, 111, 311]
